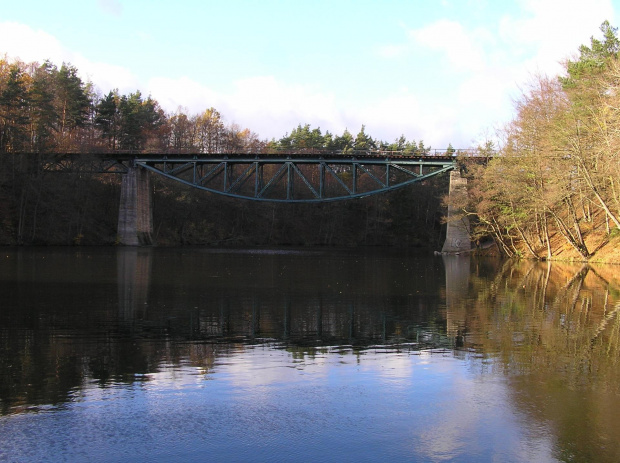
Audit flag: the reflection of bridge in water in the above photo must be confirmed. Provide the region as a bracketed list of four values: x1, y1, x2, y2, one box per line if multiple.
[117, 248, 474, 349]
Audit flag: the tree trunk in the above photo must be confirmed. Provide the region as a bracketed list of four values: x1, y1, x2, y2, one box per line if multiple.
[566, 196, 588, 256]
[579, 161, 620, 230]
[543, 211, 552, 261]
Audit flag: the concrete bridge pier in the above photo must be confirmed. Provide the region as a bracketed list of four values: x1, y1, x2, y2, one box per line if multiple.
[441, 170, 471, 253]
[118, 165, 155, 246]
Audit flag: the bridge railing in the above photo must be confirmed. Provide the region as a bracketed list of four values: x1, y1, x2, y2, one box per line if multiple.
[151, 148, 483, 158]
[26, 147, 489, 159]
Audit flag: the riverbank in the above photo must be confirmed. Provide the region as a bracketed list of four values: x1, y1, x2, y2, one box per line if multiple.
[475, 222, 620, 265]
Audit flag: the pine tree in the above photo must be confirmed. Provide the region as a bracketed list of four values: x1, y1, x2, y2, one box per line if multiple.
[0, 65, 30, 152]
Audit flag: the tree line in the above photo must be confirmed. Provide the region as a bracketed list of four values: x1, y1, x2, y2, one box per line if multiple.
[0, 58, 253, 154]
[0, 56, 440, 156]
[462, 21, 620, 260]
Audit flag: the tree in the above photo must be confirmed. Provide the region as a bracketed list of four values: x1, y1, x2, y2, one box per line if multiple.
[354, 125, 375, 152]
[141, 96, 166, 151]
[95, 90, 120, 150]
[28, 61, 58, 152]
[0, 64, 30, 152]
[323, 130, 335, 150]
[169, 109, 195, 151]
[54, 63, 91, 149]
[309, 126, 323, 149]
[416, 140, 430, 155]
[195, 107, 224, 153]
[473, 74, 595, 258]
[277, 124, 331, 152]
[561, 20, 620, 89]
[559, 21, 620, 231]
[117, 91, 163, 151]
[333, 129, 353, 154]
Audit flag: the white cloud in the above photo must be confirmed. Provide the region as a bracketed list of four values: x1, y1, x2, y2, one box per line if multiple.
[227, 76, 344, 137]
[373, 0, 617, 147]
[146, 74, 346, 138]
[147, 76, 222, 115]
[146, 73, 472, 146]
[500, 0, 616, 77]
[97, 0, 123, 18]
[376, 43, 409, 59]
[354, 91, 432, 142]
[78, 60, 140, 96]
[147, 73, 484, 147]
[0, 21, 66, 64]
[409, 20, 488, 72]
[0, 21, 140, 96]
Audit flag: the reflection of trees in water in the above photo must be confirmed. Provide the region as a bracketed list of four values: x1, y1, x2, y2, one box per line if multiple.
[454, 260, 620, 463]
[457, 260, 620, 384]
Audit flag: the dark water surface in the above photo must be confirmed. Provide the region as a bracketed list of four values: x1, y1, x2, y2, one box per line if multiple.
[1, 247, 619, 462]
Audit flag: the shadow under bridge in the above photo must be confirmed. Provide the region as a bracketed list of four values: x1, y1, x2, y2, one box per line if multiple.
[134, 154, 457, 203]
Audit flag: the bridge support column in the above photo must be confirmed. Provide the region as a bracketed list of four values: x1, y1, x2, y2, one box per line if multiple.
[441, 170, 471, 253]
[118, 166, 155, 246]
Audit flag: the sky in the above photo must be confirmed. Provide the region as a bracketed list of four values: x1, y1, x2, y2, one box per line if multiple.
[0, 0, 617, 148]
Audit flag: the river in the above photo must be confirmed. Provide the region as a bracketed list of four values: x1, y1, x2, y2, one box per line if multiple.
[0, 247, 619, 462]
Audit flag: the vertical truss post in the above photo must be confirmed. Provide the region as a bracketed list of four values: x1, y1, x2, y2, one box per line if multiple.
[223, 162, 229, 191]
[227, 163, 235, 191]
[254, 162, 262, 197]
[352, 163, 357, 194]
[386, 164, 390, 187]
[286, 162, 293, 200]
[319, 163, 325, 199]
[222, 162, 236, 192]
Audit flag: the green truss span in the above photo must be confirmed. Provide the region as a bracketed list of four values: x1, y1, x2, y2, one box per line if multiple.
[134, 154, 457, 203]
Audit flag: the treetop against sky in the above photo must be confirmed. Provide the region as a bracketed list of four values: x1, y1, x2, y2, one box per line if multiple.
[0, 0, 617, 148]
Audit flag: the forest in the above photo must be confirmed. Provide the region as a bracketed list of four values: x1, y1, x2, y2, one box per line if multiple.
[2, 21, 620, 261]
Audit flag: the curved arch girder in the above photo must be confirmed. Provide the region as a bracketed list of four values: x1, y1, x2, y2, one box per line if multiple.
[134, 156, 456, 203]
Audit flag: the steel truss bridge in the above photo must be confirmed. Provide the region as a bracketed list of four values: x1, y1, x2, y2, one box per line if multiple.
[44, 152, 460, 203]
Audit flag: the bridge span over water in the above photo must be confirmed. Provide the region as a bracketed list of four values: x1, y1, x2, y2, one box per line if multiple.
[132, 152, 459, 202]
[45, 151, 475, 252]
